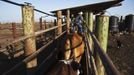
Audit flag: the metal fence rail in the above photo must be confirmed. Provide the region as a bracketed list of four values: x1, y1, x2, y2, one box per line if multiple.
[85, 24, 120, 75]
[2, 30, 66, 75]
[0, 1, 66, 75]
[0, 0, 122, 75]
[0, 0, 56, 17]
[0, 24, 66, 52]
[84, 32, 98, 75]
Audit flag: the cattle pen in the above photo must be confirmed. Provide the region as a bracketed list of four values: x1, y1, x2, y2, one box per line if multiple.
[0, 0, 126, 75]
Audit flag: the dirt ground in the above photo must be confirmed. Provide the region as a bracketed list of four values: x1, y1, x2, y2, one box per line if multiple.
[0, 23, 134, 75]
[0, 23, 55, 75]
[107, 33, 134, 75]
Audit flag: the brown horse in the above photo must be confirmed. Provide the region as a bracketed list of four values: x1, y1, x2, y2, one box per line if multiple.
[64, 32, 85, 63]
[47, 32, 85, 75]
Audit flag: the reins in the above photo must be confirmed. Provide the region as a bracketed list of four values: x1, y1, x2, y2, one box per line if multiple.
[65, 33, 83, 51]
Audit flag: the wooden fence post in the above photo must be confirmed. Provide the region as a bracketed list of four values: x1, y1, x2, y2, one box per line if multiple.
[83, 11, 89, 75]
[88, 12, 99, 75]
[54, 19, 56, 26]
[39, 17, 43, 30]
[44, 20, 46, 28]
[22, 4, 37, 75]
[39, 17, 45, 41]
[95, 15, 109, 75]
[43, 20, 46, 41]
[84, 12, 88, 25]
[53, 19, 57, 38]
[88, 12, 94, 51]
[66, 9, 70, 34]
[12, 23, 17, 39]
[57, 11, 62, 35]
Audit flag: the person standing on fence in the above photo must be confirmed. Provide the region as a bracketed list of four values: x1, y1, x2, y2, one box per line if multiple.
[74, 12, 85, 36]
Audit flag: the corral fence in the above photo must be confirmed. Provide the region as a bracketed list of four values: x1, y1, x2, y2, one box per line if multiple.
[0, 0, 66, 75]
[0, 0, 122, 75]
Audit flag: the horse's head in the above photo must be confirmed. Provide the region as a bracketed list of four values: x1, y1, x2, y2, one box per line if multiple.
[47, 32, 84, 75]
[64, 32, 85, 63]
[46, 60, 78, 75]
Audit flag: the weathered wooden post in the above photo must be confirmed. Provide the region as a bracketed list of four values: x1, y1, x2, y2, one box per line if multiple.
[57, 11, 62, 35]
[50, 20, 53, 27]
[39, 17, 43, 30]
[54, 19, 56, 26]
[39, 17, 45, 41]
[22, 4, 37, 75]
[66, 9, 70, 34]
[83, 11, 89, 75]
[84, 12, 88, 25]
[53, 19, 57, 39]
[43, 20, 46, 41]
[44, 20, 46, 28]
[88, 12, 98, 75]
[84, 11, 95, 75]
[12, 23, 17, 39]
[95, 15, 109, 75]
[88, 12, 94, 51]
[84, 12, 94, 50]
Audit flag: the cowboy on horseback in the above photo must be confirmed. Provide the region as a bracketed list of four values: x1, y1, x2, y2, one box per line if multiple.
[74, 11, 85, 36]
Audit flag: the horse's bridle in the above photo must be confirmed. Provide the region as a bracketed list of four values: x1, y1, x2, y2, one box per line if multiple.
[65, 40, 83, 51]
[65, 33, 83, 51]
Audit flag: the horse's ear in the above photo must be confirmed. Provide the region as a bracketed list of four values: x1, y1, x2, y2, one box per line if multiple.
[74, 32, 80, 38]
[73, 32, 77, 36]
[75, 31, 78, 34]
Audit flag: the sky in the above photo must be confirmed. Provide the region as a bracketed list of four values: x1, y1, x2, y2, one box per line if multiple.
[0, 0, 134, 23]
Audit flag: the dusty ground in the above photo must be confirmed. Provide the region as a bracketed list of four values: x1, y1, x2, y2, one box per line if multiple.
[0, 22, 56, 74]
[0, 23, 134, 75]
[107, 33, 134, 75]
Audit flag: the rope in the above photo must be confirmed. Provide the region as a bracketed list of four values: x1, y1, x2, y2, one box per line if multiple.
[65, 39, 83, 51]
